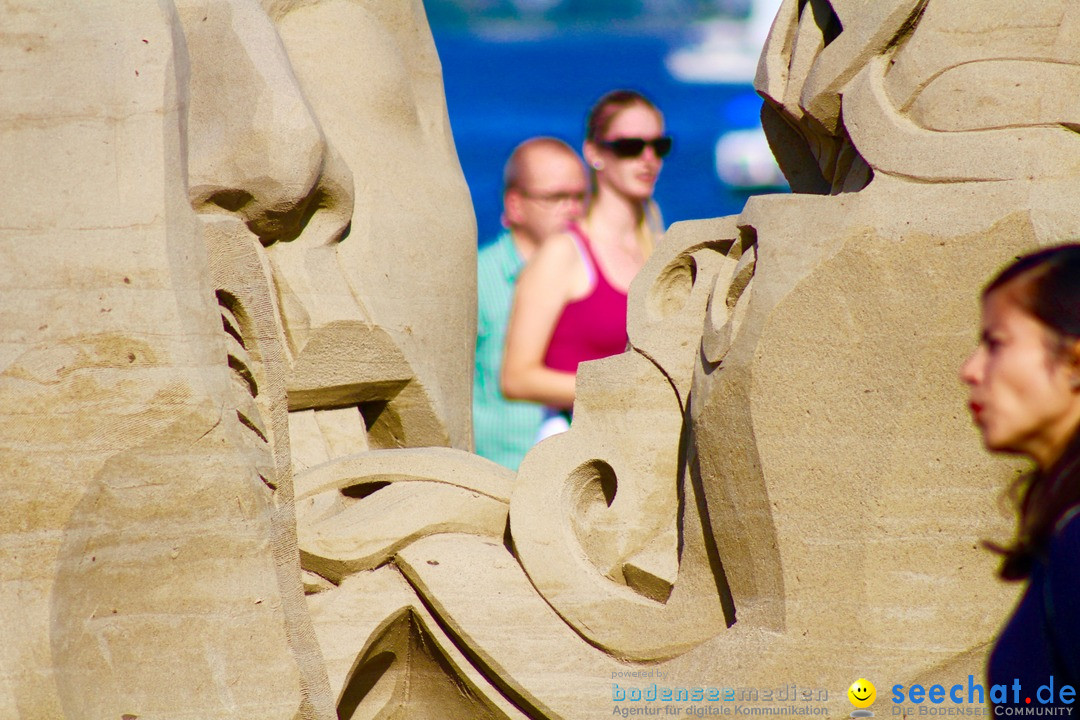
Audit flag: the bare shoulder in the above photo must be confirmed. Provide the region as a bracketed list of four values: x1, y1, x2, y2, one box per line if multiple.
[528, 231, 581, 274]
[516, 232, 587, 303]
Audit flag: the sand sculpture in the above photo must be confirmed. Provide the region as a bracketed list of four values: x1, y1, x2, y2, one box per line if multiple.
[0, 1, 471, 717]
[2, 0, 1076, 718]
[301, 0, 1077, 716]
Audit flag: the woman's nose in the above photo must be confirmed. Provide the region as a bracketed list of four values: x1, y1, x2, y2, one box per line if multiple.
[177, 0, 329, 243]
[959, 348, 982, 386]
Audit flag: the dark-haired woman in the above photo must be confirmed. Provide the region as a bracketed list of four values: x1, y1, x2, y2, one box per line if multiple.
[502, 90, 667, 438]
[960, 244, 1080, 708]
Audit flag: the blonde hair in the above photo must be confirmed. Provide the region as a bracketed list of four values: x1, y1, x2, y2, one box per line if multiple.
[638, 199, 663, 259]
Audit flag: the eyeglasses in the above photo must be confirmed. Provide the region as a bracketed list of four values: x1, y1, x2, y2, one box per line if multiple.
[516, 190, 587, 205]
[597, 136, 673, 159]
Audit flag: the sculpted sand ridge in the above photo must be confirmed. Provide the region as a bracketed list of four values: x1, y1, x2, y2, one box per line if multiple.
[3, 0, 1074, 717]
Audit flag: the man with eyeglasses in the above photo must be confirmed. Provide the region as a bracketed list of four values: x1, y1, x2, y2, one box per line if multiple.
[474, 137, 588, 469]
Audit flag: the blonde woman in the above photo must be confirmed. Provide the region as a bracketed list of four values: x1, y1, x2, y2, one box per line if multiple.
[502, 90, 668, 438]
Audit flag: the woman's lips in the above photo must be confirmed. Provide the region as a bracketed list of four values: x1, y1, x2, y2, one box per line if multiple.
[968, 401, 984, 420]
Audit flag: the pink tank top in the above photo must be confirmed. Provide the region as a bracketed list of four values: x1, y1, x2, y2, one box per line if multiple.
[543, 224, 629, 374]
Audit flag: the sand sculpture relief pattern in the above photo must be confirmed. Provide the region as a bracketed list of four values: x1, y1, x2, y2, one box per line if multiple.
[3, 0, 1079, 718]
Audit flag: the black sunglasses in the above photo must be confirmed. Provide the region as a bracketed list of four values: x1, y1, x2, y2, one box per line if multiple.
[598, 136, 673, 159]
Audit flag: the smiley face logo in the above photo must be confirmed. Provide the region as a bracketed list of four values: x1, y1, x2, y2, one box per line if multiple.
[848, 679, 876, 709]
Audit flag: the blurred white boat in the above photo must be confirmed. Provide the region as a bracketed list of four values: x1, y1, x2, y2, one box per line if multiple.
[664, 0, 781, 84]
[714, 127, 787, 189]
[509, 0, 564, 14]
[666, 0, 787, 190]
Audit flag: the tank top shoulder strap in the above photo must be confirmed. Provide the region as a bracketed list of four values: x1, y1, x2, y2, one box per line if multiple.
[567, 222, 599, 286]
[570, 222, 615, 285]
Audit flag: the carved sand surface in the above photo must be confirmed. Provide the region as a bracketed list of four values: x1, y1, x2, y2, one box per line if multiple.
[3, 0, 1077, 718]
[1, 1, 471, 717]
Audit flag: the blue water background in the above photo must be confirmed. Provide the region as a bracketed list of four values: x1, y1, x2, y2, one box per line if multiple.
[431, 28, 782, 247]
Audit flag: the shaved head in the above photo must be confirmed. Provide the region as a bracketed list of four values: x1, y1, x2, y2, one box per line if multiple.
[501, 137, 587, 250]
[503, 137, 581, 194]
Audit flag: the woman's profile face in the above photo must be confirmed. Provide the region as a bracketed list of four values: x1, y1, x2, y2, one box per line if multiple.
[960, 285, 1080, 468]
[590, 103, 665, 203]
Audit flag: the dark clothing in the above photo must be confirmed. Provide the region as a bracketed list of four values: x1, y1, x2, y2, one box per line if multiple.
[988, 510, 1080, 710]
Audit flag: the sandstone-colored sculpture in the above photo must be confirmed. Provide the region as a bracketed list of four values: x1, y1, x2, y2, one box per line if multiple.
[298, 1, 1076, 717]
[5, 0, 1076, 718]
[0, 1, 472, 717]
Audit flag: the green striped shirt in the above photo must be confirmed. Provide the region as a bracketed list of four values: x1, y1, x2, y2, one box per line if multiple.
[473, 231, 544, 469]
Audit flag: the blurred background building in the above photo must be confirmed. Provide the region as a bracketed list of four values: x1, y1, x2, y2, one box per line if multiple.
[425, 0, 788, 246]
